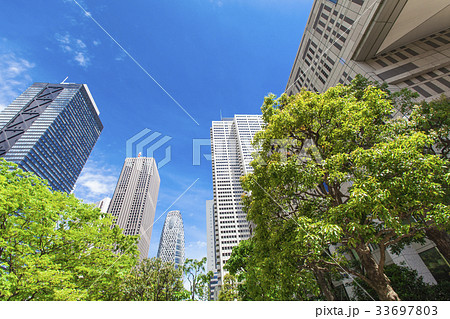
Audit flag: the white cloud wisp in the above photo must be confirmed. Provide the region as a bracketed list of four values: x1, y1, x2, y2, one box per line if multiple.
[0, 52, 35, 111]
[73, 160, 120, 203]
[55, 32, 91, 67]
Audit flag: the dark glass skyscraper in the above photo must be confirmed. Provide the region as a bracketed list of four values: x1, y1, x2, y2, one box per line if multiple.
[0, 82, 103, 193]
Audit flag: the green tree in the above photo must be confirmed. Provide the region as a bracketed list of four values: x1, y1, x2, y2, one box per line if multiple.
[241, 77, 450, 301]
[401, 96, 450, 262]
[224, 240, 253, 300]
[352, 263, 450, 301]
[182, 257, 213, 300]
[226, 236, 322, 300]
[0, 159, 139, 300]
[218, 274, 241, 301]
[119, 258, 188, 301]
[403, 95, 450, 159]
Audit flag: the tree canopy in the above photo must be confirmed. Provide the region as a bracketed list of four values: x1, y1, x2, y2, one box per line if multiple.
[0, 159, 139, 300]
[183, 257, 213, 300]
[119, 257, 188, 301]
[0, 159, 216, 301]
[218, 274, 241, 301]
[239, 77, 450, 301]
[225, 237, 321, 300]
[352, 263, 450, 301]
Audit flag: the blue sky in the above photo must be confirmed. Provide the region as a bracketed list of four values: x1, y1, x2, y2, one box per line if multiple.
[0, 0, 313, 260]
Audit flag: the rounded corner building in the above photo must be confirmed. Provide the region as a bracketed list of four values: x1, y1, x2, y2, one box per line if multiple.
[157, 210, 185, 268]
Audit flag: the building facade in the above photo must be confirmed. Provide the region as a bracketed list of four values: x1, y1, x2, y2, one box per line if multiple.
[206, 200, 216, 273]
[285, 0, 450, 293]
[0, 82, 103, 193]
[95, 197, 111, 214]
[206, 199, 219, 299]
[157, 210, 185, 268]
[210, 115, 264, 287]
[107, 157, 160, 259]
[286, 0, 450, 102]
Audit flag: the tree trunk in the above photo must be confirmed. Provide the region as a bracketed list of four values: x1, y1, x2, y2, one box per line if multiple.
[313, 267, 335, 301]
[426, 226, 450, 263]
[369, 277, 400, 301]
[355, 245, 401, 301]
[191, 281, 196, 300]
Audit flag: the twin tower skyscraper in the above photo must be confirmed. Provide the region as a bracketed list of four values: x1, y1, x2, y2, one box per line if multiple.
[1, 82, 184, 264]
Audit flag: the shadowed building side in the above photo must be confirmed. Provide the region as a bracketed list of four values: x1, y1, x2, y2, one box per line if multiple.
[206, 199, 219, 300]
[286, 0, 450, 103]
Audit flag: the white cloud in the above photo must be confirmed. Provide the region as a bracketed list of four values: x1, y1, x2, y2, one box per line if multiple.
[209, 0, 223, 7]
[78, 175, 112, 194]
[55, 33, 70, 45]
[55, 32, 91, 67]
[185, 240, 207, 260]
[191, 241, 207, 248]
[76, 39, 86, 49]
[74, 52, 90, 67]
[73, 160, 120, 203]
[0, 52, 35, 111]
[115, 51, 126, 61]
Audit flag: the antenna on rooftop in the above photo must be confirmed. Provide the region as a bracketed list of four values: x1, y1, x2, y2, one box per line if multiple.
[60, 76, 69, 84]
[220, 109, 222, 120]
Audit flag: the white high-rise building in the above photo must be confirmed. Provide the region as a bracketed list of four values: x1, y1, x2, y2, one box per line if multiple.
[107, 157, 160, 260]
[95, 197, 111, 214]
[210, 114, 264, 287]
[157, 210, 185, 268]
[206, 199, 219, 300]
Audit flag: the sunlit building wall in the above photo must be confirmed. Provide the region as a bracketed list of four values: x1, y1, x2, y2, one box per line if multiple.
[108, 157, 160, 260]
[157, 210, 185, 268]
[210, 114, 264, 287]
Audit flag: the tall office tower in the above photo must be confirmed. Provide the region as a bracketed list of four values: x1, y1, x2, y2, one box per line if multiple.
[95, 197, 111, 214]
[206, 200, 216, 273]
[157, 210, 185, 268]
[211, 114, 264, 287]
[286, 0, 450, 102]
[0, 82, 103, 193]
[206, 199, 219, 300]
[107, 157, 160, 259]
[284, 0, 450, 292]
